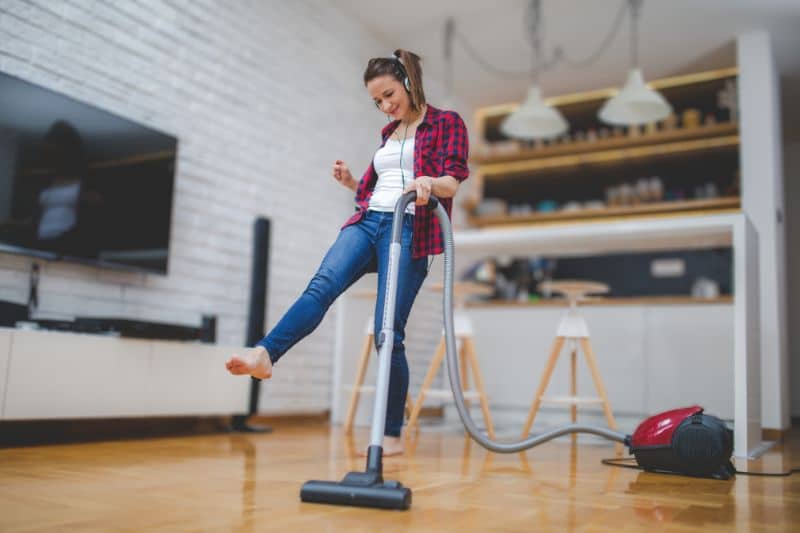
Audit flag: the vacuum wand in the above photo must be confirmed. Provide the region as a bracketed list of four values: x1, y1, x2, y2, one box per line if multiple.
[300, 192, 425, 510]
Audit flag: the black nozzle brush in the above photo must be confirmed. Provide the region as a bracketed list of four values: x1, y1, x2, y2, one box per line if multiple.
[300, 445, 411, 510]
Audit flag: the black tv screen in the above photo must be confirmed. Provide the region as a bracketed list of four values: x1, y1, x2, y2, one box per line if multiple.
[0, 71, 177, 274]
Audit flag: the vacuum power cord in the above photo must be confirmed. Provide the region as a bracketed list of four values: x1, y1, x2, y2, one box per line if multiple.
[601, 457, 800, 477]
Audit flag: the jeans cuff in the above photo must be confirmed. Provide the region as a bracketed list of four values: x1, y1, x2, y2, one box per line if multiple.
[384, 425, 402, 438]
[256, 339, 279, 364]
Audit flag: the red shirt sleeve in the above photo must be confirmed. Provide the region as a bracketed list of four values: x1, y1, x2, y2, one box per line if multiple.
[441, 111, 469, 182]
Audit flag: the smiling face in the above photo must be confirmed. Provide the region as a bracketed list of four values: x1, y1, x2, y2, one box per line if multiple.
[367, 74, 411, 121]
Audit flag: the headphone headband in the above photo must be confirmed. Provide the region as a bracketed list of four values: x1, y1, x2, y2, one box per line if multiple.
[388, 54, 406, 71]
[388, 53, 410, 92]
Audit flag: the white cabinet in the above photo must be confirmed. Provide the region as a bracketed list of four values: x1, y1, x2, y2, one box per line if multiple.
[471, 306, 646, 415]
[469, 306, 562, 409]
[0, 328, 11, 419]
[5, 329, 153, 419]
[579, 307, 648, 412]
[142, 341, 248, 416]
[643, 305, 734, 419]
[2, 328, 249, 420]
[467, 303, 732, 424]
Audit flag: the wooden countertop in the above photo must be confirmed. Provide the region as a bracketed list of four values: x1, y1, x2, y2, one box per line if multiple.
[465, 295, 733, 308]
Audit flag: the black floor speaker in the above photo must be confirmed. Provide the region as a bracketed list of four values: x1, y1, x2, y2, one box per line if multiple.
[232, 217, 273, 433]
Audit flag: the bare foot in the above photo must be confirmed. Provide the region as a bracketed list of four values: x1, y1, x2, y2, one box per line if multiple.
[225, 345, 272, 379]
[358, 436, 404, 457]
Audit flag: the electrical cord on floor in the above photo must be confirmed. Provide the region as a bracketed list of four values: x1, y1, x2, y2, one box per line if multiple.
[600, 457, 645, 471]
[733, 467, 800, 477]
[601, 457, 800, 477]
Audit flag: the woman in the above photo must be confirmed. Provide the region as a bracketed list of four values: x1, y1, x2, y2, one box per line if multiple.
[226, 49, 469, 456]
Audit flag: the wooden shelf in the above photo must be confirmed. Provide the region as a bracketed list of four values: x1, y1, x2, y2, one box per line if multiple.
[468, 197, 740, 227]
[477, 135, 739, 179]
[465, 295, 734, 308]
[472, 122, 738, 165]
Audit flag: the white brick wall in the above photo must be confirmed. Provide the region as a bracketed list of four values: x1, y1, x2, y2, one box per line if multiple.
[0, 0, 460, 416]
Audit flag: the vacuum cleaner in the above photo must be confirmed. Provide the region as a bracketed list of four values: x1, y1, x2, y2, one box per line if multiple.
[300, 192, 735, 511]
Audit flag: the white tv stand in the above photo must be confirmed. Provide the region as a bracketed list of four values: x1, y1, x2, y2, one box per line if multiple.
[0, 327, 249, 420]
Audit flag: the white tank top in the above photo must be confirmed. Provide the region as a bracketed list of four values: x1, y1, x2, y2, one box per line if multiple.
[369, 138, 415, 214]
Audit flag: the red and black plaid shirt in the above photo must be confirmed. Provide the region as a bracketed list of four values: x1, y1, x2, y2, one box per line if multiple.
[343, 105, 470, 259]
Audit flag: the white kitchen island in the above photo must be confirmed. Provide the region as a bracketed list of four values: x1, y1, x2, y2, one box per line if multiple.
[452, 211, 763, 458]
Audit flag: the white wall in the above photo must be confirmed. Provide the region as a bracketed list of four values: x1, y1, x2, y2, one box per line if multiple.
[737, 31, 790, 429]
[785, 140, 800, 418]
[0, 0, 456, 415]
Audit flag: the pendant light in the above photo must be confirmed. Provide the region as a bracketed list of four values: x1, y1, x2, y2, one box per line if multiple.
[598, 0, 671, 125]
[500, 0, 568, 140]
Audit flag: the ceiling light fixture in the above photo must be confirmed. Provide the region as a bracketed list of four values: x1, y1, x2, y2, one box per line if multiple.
[499, 0, 568, 140]
[598, 0, 672, 125]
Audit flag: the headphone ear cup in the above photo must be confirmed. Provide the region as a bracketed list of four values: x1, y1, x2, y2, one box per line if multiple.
[403, 76, 410, 92]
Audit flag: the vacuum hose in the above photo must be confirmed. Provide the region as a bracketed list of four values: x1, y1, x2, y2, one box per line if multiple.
[414, 192, 628, 453]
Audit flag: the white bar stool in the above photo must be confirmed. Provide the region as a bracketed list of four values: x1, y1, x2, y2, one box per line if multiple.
[520, 280, 619, 438]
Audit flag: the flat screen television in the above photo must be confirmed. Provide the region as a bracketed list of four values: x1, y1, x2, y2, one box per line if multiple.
[0, 71, 177, 275]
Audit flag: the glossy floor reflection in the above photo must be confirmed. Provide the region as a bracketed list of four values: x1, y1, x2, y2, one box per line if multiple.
[0, 422, 798, 531]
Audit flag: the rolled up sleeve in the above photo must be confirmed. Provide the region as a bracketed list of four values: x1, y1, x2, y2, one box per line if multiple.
[441, 112, 470, 182]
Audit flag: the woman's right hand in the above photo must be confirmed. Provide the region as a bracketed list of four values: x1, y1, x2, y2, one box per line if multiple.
[332, 160, 357, 191]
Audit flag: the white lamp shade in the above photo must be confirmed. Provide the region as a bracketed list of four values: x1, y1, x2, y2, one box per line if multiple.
[500, 86, 568, 140]
[598, 68, 672, 126]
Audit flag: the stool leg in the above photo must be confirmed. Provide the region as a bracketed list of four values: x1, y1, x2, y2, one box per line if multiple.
[521, 337, 565, 438]
[579, 338, 622, 454]
[570, 340, 578, 444]
[404, 394, 413, 420]
[458, 336, 471, 412]
[578, 338, 617, 430]
[570, 340, 577, 424]
[406, 337, 447, 436]
[343, 333, 373, 434]
[463, 336, 496, 440]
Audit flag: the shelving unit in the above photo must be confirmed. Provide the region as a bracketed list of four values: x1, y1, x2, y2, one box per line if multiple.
[469, 196, 740, 227]
[472, 121, 738, 165]
[460, 66, 742, 309]
[476, 133, 738, 175]
[466, 67, 740, 226]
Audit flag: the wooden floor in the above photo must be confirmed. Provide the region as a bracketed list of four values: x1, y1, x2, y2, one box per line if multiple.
[1, 421, 798, 531]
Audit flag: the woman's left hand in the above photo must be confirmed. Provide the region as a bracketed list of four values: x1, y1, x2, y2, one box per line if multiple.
[404, 176, 434, 205]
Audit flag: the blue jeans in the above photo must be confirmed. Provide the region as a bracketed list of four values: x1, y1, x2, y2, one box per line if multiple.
[257, 210, 429, 437]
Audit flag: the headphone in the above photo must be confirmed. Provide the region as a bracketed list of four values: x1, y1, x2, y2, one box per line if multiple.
[374, 54, 411, 110]
[392, 54, 411, 92]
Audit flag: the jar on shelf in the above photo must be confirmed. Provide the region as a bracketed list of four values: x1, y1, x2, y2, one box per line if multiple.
[682, 108, 702, 129]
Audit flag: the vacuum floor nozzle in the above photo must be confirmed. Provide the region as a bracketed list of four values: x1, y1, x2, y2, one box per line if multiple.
[301, 445, 411, 510]
[300, 478, 411, 510]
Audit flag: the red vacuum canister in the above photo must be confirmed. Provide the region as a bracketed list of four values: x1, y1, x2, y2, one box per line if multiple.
[628, 406, 735, 480]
